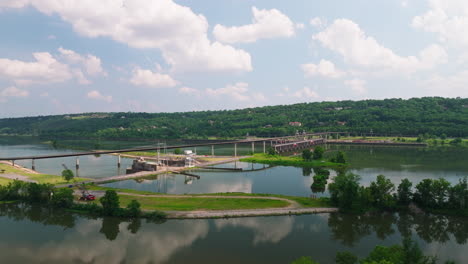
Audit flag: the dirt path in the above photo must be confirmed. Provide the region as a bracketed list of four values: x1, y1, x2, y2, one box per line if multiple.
[0, 173, 37, 183]
[80, 190, 338, 218]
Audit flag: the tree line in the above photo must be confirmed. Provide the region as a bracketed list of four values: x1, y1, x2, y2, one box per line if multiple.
[0, 97, 466, 140]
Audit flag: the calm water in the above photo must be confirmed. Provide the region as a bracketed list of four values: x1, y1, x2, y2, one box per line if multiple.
[0, 203, 466, 264]
[1, 138, 468, 263]
[0, 137, 262, 178]
[102, 145, 468, 197]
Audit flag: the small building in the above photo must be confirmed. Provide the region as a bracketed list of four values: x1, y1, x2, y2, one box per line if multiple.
[126, 157, 157, 174]
[289, 121, 302, 127]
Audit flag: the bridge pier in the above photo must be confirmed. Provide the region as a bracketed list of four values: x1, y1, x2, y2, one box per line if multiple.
[263, 141, 266, 153]
[32, 159, 35, 171]
[11, 160, 14, 167]
[76, 157, 79, 170]
[211, 145, 214, 157]
[251, 142, 255, 154]
[117, 155, 121, 168]
[234, 143, 237, 157]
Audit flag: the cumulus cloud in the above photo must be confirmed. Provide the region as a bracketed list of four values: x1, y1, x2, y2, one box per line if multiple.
[178, 86, 200, 95]
[292, 87, 320, 99]
[206, 82, 265, 102]
[310, 17, 326, 28]
[58, 47, 106, 76]
[313, 19, 447, 73]
[0, 48, 106, 86]
[344, 79, 367, 94]
[6, 0, 252, 72]
[413, 0, 468, 48]
[301, 59, 345, 78]
[130, 67, 178, 88]
[0, 52, 73, 85]
[87, 90, 112, 102]
[213, 7, 295, 44]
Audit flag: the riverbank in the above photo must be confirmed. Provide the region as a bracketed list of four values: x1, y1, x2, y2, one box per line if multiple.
[0, 162, 89, 185]
[240, 153, 346, 168]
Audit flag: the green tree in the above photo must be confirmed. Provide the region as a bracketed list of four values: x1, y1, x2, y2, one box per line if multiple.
[100, 190, 120, 216]
[397, 178, 413, 205]
[126, 200, 141, 218]
[414, 179, 435, 208]
[174, 148, 183, 154]
[313, 146, 325, 160]
[440, 133, 447, 140]
[302, 149, 312, 161]
[432, 178, 451, 208]
[329, 172, 361, 210]
[61, 169, 74, 182]
[448, 177, 468, 210]
[369, 175, 395, 209]
[336, 251, 358, 264]
[267, 146, 276, 156]
[334, 151, 346, 164]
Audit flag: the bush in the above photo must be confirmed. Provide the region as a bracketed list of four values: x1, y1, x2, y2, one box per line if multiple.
[174, 148, 183, 154]
[145, 210, 167, 223]
[51, 188, 74, 208]
[126, 200, 142, 218]
[330, 151, 346, 164]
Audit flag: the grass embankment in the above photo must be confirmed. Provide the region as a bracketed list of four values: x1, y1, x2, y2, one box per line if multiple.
[118, 195, 289, 211]
[0, 163, 89, 185]
[86, 185, 331, 209]
[240, 153, 345, 168]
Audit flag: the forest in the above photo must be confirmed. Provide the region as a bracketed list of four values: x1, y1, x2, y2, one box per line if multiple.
[0, 97, 467, 140]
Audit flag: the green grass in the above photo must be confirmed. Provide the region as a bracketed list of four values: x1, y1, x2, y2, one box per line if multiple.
[118, 195, 290, 211]
[0, 177, 13, 186]
[240, 153, 346, 168]
[86, 185, 332, 209]
[0, 163, 90, 185]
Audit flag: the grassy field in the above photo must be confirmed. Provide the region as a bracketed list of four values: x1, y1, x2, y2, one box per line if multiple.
[86, 185, 331, 209]
[118, 195, 290, 211]
[0, 163, 89, 185]
[240, 153, 345, 168]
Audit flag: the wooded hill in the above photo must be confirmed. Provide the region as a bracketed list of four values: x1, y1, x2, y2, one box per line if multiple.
[0, 97, 467, 139]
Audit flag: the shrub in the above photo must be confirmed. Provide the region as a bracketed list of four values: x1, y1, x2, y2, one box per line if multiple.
[126, 200, 142, 218]
[51, 188, 74, 208]
[61, 169, 74, 182]
[313, 146, 325, 160]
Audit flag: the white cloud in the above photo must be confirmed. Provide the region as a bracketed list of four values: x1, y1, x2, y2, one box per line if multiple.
[310, 17, 326, 28]
[87, 90, 112, 103]
[206, 82, 265, 102]
[313, 19, 447, 73]
[344, 79, 367, 94]
[178, 86, 200, 95]
[413, 0, 468, 48]
[10, 0, 251, 72]
[301, 59, 345, 78]
[213, 7, 295, 44]
[130, 67, 178, 88]
[0, 52, 72, 85]
[0, 0, 29, 9]
[0, 86, 29, 98]
[47, 35, 56, 40]
[58, 47, 106, 76]
[292, 87, 319, 99]
[420, 70, 468, 97]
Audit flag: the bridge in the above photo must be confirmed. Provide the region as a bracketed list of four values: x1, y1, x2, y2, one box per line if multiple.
[0, 132, 344, 170]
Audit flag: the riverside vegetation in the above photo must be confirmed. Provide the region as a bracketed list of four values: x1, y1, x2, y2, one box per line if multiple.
[291, 237, 453, 264]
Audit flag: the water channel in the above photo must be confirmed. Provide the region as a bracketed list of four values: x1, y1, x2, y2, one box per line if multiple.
[0, 137, 467, 263]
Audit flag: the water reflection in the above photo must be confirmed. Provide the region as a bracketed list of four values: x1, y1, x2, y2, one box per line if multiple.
[327, 211, 468, 246]
[0, 203, 468, 263]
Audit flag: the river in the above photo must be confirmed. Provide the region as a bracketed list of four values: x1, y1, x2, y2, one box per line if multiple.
[0, 137, 467, 263]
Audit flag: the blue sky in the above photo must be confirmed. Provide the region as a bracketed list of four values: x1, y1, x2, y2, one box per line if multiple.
[0, 0, 467, 117]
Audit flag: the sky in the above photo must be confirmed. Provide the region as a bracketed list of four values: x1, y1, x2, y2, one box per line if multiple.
[0, 0, 467, 117]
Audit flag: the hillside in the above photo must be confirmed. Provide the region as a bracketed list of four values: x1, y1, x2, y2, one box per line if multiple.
[0, 97, 467, 139]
